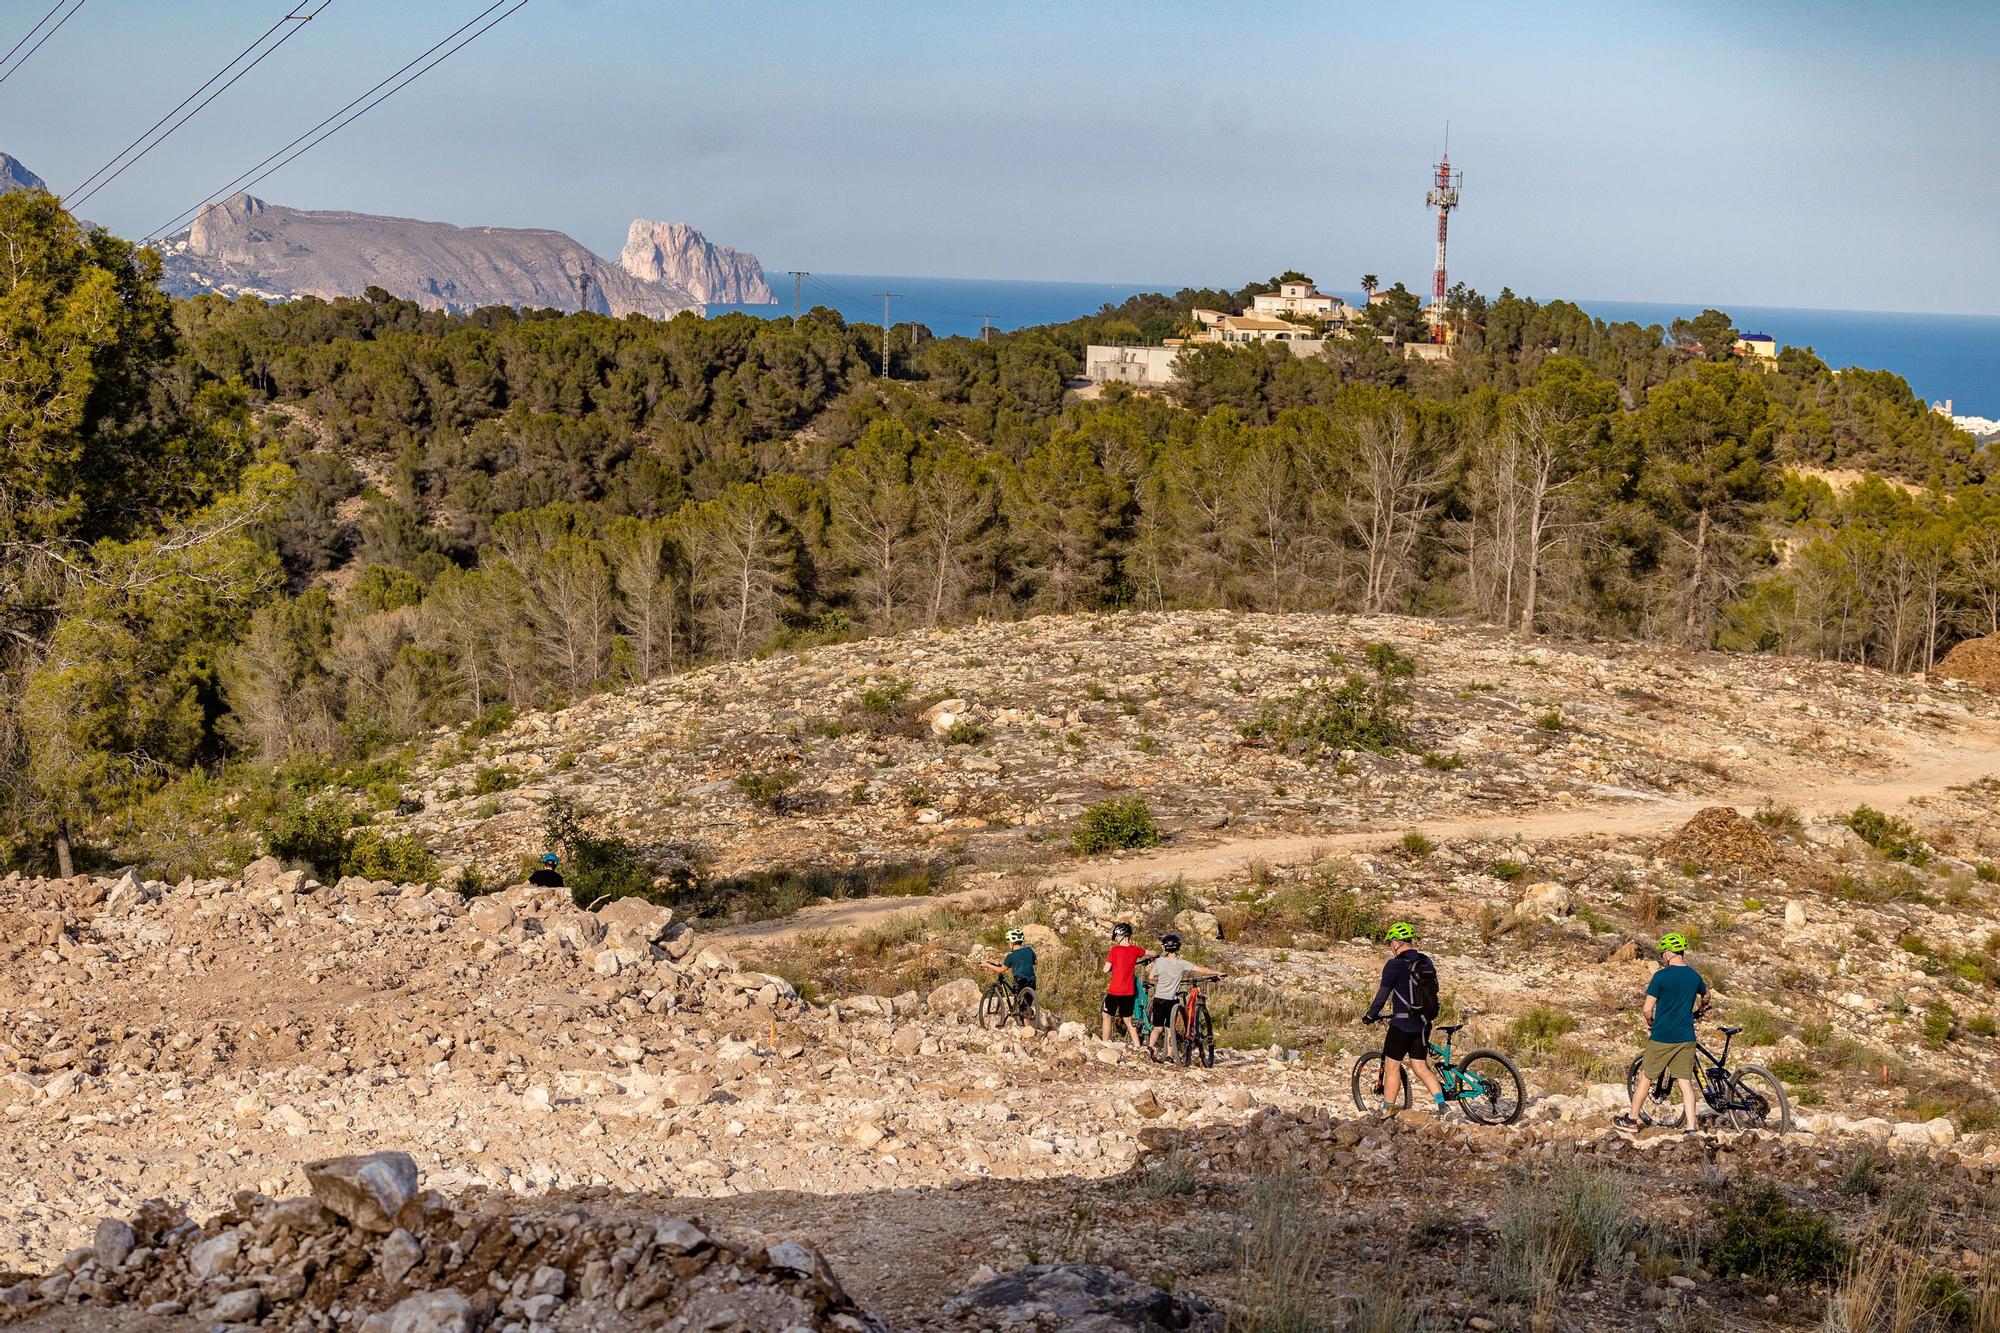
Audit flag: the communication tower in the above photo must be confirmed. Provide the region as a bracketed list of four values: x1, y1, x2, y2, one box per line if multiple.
[1425, 148, 1462, 343]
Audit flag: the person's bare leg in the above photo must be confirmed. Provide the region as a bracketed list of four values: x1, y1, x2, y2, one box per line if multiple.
[1627, 1073, 1652, 1122]
[1682, 1073, 1702, 1130]
[1101, 1012, 1113, 1042]
[1382, 1056, 1403, 1109]
[1411, 1057, 1444, 1101]
[1123, 1017, 1140, 1048]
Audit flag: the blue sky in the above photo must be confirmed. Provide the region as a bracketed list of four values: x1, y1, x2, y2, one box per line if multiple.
[9, 0, 1997, 313]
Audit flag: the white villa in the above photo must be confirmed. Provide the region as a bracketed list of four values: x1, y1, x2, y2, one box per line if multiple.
[1085, 276, 1367, 386]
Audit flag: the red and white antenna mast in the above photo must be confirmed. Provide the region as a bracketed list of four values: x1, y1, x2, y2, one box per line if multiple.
[1425, 133, 1462, 344]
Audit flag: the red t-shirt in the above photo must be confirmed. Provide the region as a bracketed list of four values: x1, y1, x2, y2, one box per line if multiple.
[1106, 944, 1145, 996]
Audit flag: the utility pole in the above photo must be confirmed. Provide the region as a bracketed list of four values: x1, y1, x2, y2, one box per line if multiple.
[872, 291, 903, 377]
[978, 314, 997, 343]
[786, 270, 809, 316]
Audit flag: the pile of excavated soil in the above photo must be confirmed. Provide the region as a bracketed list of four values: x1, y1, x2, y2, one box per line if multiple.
[1655, 805, 1782, 876]
[1939, 634, 2000, 691]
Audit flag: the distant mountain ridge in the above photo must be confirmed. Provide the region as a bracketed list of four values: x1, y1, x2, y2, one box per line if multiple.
[0, 150, 771, 315]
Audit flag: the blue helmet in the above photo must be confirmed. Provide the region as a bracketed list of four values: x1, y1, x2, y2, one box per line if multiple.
[541, 853, 560, 867]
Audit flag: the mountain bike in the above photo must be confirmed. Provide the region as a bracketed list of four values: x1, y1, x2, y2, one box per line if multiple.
[1151, 976, 1222, 1067]
[1351, 1019, 1526, 1125]
[978, 976, 1037, 1030]
[1625, 1022, 1791, 1133]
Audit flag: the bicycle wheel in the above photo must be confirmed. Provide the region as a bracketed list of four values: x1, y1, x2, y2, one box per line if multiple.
[1013, 986, 1038, 1029]
[978, 983, 1011, 1030]
[1723, 1065, 1792, 1134]
[1190, 1006, 1215, 1068]
[1351, 1054, 1413, 1113]
[1625, 1054, 1687, 1128]
[1453, 1050, 1525, 1126]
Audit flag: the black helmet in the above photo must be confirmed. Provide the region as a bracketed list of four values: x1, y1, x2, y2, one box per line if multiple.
[1112, 921, 1133, 939]
[1162, 932, 1182, 952]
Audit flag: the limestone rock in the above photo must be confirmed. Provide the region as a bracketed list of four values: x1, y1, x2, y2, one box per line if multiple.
[357, 1290, 474, 1333]
[304, 1151, 420, 1234]
[618, 219, 773, 304]
[946, 1263, 1222, 1332]
[92, 1217, 135, 1269]
[926, 977, 983, 1014]
[1517, 881, 1573, 918]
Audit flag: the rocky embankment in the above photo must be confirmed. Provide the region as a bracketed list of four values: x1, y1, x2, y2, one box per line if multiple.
[389, 610, 1996, 892]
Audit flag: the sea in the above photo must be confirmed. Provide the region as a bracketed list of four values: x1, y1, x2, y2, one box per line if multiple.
[711, 275, 2000, 421]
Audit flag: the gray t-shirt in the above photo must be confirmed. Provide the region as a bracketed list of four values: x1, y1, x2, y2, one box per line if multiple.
[1149, 956, 1195, 1002]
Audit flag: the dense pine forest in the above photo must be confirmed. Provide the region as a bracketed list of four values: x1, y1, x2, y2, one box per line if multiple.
[0, 191, 1993, 874]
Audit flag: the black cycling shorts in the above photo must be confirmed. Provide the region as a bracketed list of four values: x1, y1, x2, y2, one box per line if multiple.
[1102, 993, 1135, 1019]
[1150, 997, 1178, 1029]
[1382, 1024, 1430, 1062]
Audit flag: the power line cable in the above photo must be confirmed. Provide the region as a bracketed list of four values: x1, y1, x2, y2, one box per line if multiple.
[0, 0, 66, 74]
[148, 0, 522, 241]
[0, 0, 85, 86]
[68, 2, 334, 210]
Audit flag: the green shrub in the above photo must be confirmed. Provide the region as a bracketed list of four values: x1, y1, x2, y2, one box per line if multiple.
[1421, 751, 1465, 770]
[1535, 708, 1564, 732]
[1239, 643, 1418, 758]
[1506, 1007, 1579, 1054]
[1072, 798, 1162, 854]
[465, 705, 517, 740]
[859, 677, 913, 718]
[471, 765, 520, 795]
[543, 796, 659, 908]
[735, 768, 801, 812]
[942, 720, 987, 745]
[267, 795, 355, 879]
[1137, 1149, 1197, 1199]
[1706, 1183, 1848, 1285]
[1969, 1014, 1997, 1038]
[1489, 857, 1527, 883]
[1921, 1002, 1954, 1049]
[1847, 806, 1929, 865]
[345, 829, 437, 883]
[1399, 831, 1434, 857]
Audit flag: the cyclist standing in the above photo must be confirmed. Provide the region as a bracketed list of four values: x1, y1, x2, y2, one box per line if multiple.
[1615, 932, 1708, 1134]
[1363, 921, 1446, 1116]
[1100, 922, 1146, 1048]
[528, 853, 565, 888]
[1145, 932, 1222, 1059]
[984, 927, 1038, 995]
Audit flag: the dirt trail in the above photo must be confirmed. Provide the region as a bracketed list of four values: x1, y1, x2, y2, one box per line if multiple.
[720, 717, 2000, 946]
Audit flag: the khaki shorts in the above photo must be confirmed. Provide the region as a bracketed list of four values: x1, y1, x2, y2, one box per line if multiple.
[1641, 1040, 1697, 1081]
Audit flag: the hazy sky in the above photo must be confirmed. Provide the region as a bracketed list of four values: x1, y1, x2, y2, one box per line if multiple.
[9, 0, 1997, 313]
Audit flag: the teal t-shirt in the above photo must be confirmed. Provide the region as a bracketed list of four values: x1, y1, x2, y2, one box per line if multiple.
[1645, 965, 1707, 1044]
[1003, 946, 1037, 988]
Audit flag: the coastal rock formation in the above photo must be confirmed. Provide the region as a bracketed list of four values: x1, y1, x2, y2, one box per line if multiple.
[619, 218, 772, 304]
[156, 192, 755, 318]
[0, 153, 45, 194]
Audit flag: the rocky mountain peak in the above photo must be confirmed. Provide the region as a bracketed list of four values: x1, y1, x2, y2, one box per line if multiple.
[0, 152, 47, 194]
[619, 217, 773, 304]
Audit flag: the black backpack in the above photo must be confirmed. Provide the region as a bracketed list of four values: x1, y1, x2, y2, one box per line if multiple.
[1403, 951, 1441, 1022]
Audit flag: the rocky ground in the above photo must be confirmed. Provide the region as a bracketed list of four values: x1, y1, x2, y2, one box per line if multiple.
[4, 611, 2000, 1330]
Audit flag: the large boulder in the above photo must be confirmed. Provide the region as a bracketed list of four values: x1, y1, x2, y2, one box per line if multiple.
[1516, 881, 1573, 918]
[358, 1290, 474, 1333]
[946, 1263, 1221, 1332]
[926, 977, 983, 1014]
[304, 1151, 420, 1234]
[597, 896, 673, 949]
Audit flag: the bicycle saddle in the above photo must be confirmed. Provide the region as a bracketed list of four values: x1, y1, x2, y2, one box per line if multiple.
[1436, 1023, 1465, 1037]
[1718, 1025, 1742, 1036]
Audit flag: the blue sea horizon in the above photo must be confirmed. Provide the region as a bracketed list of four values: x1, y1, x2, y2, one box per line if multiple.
[711, 274, 1999, 420]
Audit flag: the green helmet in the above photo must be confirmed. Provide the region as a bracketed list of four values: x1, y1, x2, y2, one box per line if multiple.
[1658, 932, 1688, 954]
[1385, 921, 1415, 942]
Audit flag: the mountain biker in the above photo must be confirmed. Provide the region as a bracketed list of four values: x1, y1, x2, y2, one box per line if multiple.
[1145, 932, 1222, 1058]
[1363, 921, 1446, 1116]
[528, 853, 565, 888]
[983, 927, 1037, 995]
[1615, 932, 1709, 1134]
[1101, 922, 1146, 1047]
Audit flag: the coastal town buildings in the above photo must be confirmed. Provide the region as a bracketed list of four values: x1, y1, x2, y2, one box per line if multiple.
[1084, 276, 1373, 386]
